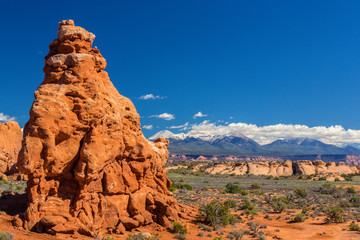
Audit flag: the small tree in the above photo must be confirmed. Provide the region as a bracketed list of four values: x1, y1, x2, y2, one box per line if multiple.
[326, 205, 345, 223]
[199, 200, 235, 230]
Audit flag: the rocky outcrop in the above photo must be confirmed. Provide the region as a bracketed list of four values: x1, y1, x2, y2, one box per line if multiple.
[18, 20, 184, 236]
[0, 121, 22, 174]
[293, 160, 359, 175]
[187, 160, 359, 177]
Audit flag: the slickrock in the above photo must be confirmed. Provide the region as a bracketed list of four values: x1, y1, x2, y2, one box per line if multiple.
[18, 20, 184, 236]
[0, 121, 22, 174]
[192, 160, 359, 177]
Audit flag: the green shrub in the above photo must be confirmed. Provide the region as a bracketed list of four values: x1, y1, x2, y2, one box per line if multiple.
[294, 188, 308, 198]
[250, 183, 261, 189]
[103, 237, 115, 240]
[169, 182, 193, 192]
[326, 205, 345, 223]
[240, 200, 258, 215]
[174, 233, 186, 240]
[0, 232, 13, 240]
[350, 194, 360, 207]
[301, 206, 311, 213]
[293, 213, 306, 222]
[346, 187, 356, 194]
[199, 224, 212, 232]
[349, 221, 360, 231]
[199, 200, 235, 229]
[270, 197, 289, 213]
[172, 221, 187, 234]
[227, 230, 248, 240]
[224, 199, 237, 209]
[223, 183, 248, 195]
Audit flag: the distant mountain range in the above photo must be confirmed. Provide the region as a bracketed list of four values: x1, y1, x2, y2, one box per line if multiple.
[149, 130, 360, 156]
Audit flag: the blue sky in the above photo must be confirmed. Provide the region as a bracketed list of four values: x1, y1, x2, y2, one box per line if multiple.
[1, 1, 360, 144]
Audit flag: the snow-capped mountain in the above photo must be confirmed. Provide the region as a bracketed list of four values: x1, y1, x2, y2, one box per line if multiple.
[149, 130, 360, 156]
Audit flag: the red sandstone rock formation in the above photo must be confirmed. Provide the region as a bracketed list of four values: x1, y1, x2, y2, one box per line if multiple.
[18, 20, 184, 236]
[0, 121, 22, 174]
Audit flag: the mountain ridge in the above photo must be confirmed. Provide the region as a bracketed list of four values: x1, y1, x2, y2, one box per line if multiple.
[149, 130, 360, 156]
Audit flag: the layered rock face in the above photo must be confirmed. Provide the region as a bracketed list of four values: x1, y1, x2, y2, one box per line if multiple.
[18, 20, 182, 235]
[0, 121, 22, 174]
[293, 160, 359, 175]
[202, 160, 359, 177]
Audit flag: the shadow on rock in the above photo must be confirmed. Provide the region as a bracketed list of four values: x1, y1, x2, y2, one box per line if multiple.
[0, 192, 27, 216]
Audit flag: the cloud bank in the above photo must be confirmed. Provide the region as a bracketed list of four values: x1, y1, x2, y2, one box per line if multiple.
[178, 121, 360, 146]
[193, 112, 207, 119]
[139, 94, 167, 100]
[0, 113, 16, 122]
[142, 125, 153, 130]
[150, 113, 175, 120]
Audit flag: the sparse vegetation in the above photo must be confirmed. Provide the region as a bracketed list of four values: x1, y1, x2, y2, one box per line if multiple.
[199, 200, 235, 229]
[172, 221, 187, 234]
[349, 221, 360, 231]
[293, 213, 306, 222]
[0, 232, 14, 240]
[326, 205, 345, 223]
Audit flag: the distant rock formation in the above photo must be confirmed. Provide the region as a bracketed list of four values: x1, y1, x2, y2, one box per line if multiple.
[198, 160, 359, 178]
[0, 121, 22, 174]
[18, 20, 185, 236]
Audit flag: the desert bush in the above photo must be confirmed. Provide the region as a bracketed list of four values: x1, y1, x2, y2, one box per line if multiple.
[346, 187, 356, 194]
[293, 213, 306, 222]
[350, 194, 360, 207]
[341, 174, 353, 181]
[172, 221, 187, 234]
[197, 231, 205, 237]
[250, 183, 261, 189]
[0, 232, 13, 240]
[349, 221, 360, 231]
[270, 197, 289, 213]
[326, 205, 345, 223]
[301, 206, 311, 213]
[227, 230, 248, 240]
[223, 183, 248, 195]
[126, 233, 160, 240]
[319, 183, 335, 194]
[294, 188, 308, 198]
[240, 200, 258, 215]
[174, 233, 186, 240]
[199, 224, 212, 232]
[103, 237, 115, 240]
[169, 182, 193, 192]
[199, 200, 235, 229]
[254, 230, 266, 240]
[224, 199, 237, 209]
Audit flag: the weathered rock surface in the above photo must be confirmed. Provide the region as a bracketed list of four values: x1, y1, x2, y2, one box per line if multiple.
[192, 160, 359, 177]
[0, 121, 22, 174]
[18, 20, 183, 235]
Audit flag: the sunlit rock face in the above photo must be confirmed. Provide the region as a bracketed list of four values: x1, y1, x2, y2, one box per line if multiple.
[18, 20, 182, 236]
[0, 121, 22, 174]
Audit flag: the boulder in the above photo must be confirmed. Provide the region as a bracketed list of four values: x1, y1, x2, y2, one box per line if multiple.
[0, 121, 22, 174]
[18, 20, 182, 235]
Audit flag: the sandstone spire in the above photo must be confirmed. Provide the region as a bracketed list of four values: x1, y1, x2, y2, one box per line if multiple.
[18, 20, 182, 235]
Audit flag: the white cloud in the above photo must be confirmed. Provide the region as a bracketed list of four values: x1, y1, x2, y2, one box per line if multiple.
[0, 113, 16, 122]
[168, 122, 189, 130]
[193, 111, 208, 119]
[173, 121, 360, 146]
[142, 125, 153, 130]
[150, 113, 175, 120]
[139, 94, 167, 100]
